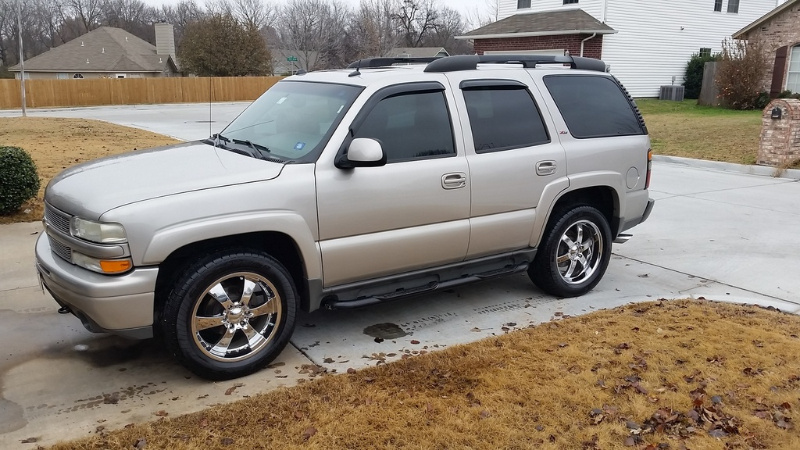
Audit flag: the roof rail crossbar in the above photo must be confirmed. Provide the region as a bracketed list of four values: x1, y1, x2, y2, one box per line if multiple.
[423, 55, 607, 73]
[347, 57, 441, 69]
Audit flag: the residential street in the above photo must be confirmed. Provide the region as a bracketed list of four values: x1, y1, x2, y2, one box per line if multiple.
[1, 104, 799, 448]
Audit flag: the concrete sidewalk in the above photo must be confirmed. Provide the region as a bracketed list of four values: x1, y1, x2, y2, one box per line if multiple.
[2, 156, 800, 447]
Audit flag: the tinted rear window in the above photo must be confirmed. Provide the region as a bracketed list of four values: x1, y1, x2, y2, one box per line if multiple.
[463, 86, 550, 153]
[543, 75, 645, 139]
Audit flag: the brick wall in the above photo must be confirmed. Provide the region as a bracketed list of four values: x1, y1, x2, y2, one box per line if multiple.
[740, 4, 800, 93]
[759, 98, 800, 166]
[473, 34, 604, 59]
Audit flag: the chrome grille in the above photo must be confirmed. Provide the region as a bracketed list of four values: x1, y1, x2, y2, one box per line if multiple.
[49, 237, 73, 262]
[44, 204, 71, 235]
[44, 204, 74, 264]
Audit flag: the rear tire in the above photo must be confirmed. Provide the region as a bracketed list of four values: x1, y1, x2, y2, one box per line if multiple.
[528, 205, 612, 298]
[161, 249, 297, 380]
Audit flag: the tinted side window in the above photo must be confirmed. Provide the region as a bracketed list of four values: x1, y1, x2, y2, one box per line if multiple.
[463, 86, 550, 153]
[543, 75, 645, 139]
[354, 91, 455, 163]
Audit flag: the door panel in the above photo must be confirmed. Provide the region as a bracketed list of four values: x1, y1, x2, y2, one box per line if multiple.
[316, 86, 470, 287]
[444, 71, 567, 259]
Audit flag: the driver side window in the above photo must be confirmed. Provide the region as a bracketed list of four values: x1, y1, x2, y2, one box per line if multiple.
[354, 90, 455, 163]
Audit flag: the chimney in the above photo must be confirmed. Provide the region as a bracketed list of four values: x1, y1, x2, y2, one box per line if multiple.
[154, 23, 176, 62]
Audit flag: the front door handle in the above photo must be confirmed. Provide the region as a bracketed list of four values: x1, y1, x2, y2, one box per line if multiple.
[442, 172, 467, 190]
[536, 160, 557, 176]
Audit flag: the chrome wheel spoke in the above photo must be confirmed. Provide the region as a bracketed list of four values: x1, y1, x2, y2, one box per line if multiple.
[249, 297, 277, 318]
[561, 235, 576, 248]
[242, 325, 262, 346]
[210, 327, 236, 356]
[240, 279, 257, 307]
[196, 315, 225, 331]
[564, 259, 578, 280]
[575, 225, 584, 246]
[208, 283, 234, 310]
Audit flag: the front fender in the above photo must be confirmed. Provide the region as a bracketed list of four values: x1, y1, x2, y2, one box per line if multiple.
[141, 211, 321, 281]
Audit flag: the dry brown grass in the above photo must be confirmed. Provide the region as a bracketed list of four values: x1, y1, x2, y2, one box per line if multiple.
[51, 300, 800, 450]
[0, 117, 178, 224]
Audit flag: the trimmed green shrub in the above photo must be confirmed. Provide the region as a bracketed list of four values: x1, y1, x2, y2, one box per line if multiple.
[683, 52, 718, 99]
[778, 90, 800, 99]
[754, 91, 771, 110]
[0, 146, 41, 215]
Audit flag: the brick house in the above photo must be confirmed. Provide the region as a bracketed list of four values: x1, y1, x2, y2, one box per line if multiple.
[459, 1, 787, 97]
[458, 9, 612, 60]
[732, 0, 800, 96]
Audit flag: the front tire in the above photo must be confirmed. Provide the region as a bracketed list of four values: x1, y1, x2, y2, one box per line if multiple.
[161, 250, 297, 380]
[528, 205, 612, 298]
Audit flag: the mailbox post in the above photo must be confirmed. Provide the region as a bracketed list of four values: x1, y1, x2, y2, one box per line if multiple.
[758, 99, 800, 167]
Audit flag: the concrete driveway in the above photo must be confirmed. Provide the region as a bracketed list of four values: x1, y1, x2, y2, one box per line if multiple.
[1, 104, 799, 448]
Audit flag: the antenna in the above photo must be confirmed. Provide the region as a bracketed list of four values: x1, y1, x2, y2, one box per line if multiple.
[209, 77, 213, 138]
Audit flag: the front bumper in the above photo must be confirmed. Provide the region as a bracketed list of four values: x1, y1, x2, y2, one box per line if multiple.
[35, 234, 157, 339]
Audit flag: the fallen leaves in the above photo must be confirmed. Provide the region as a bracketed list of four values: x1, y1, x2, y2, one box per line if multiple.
[224, 383, 244, 395]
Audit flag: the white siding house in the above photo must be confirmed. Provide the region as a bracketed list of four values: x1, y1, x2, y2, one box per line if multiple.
[465, 0, 788, 97]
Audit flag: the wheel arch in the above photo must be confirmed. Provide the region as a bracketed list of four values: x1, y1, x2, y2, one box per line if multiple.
[154, 231, 313, 323]
[531, 181, 622, 247]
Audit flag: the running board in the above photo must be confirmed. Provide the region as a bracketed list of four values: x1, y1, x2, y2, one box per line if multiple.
[614, 233, 633, 244]
[322, 250, 536, 310]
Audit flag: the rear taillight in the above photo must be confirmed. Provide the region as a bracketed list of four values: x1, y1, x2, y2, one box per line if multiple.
[645, 149, 652, 189]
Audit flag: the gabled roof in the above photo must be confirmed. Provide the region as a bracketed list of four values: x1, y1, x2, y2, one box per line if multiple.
[457, 8, 616, 40]
[11, 26, 176, 73]
[389, 47, 450, 58]
[733, 0, 799, 39]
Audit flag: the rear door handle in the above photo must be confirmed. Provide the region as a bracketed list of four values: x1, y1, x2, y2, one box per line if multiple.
[536, 160, 557, 176]
[442, 172, 467, 189]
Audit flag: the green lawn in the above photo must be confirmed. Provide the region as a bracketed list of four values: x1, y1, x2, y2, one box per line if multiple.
[636, 99, 764, 166]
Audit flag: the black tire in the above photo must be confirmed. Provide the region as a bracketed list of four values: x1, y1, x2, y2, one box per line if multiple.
[528, 205, 612, 298]
[161, 249, 297, 380]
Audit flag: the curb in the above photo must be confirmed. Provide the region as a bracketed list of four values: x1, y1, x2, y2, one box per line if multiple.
[654, 155, 800, 181]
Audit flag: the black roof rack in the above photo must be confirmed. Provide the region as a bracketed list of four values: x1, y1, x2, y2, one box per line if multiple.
[423, 55, 607, 73]
[346, 57, 441, 69]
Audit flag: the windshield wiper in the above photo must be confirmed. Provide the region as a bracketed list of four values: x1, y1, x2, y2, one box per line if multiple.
[232, 139, 279, 161]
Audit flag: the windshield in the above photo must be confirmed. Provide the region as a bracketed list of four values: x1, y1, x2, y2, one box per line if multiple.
[218, 81, 362, 162]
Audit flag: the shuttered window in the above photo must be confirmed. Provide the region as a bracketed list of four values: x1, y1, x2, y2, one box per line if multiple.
[788, 46, 800, 94]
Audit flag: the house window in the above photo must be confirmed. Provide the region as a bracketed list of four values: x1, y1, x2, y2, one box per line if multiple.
[727, 0, 739, 13]
[787, 46, 800, 94]
[57, 73, 68, 80]
[564, 0, 579, 4]
[699, 48, 712, 57]
[517, 0, 531, 8]
[713, 0, 722, 12]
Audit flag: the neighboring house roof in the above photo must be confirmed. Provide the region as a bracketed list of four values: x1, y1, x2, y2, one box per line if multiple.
[733, 0, 800, 39]
[457, 9, 617, 40]
[10, 26, 176, 73]
[389, 47, 449, 58]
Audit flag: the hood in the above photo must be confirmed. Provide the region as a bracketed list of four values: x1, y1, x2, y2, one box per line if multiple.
[46, 141, 285, 220]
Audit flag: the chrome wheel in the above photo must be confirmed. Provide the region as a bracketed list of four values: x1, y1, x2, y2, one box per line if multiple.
[555, 220, 603, 285]
[190, 272, 282, 363]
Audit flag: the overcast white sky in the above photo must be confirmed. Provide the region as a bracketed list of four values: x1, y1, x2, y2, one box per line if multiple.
[138, 0, 491, 24]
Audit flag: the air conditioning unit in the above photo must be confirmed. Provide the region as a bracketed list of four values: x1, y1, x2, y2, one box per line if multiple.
[659, 85, 685, 101]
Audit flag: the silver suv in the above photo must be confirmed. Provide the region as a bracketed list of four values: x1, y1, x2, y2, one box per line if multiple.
[36, 55, 654, 379]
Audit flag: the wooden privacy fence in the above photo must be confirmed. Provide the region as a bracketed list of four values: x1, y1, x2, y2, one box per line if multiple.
[0, 76, 282, 109]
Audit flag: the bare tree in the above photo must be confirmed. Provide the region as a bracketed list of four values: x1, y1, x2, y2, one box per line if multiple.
[393, 0, 439, 48]
[231, 0, 276, 30]
[158, 0, 205, 45]
[277, 0, 349, 71]
[348, 0, 399, 59]
[61, 0, 104, 35]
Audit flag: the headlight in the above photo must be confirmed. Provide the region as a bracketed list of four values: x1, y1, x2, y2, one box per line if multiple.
[71, 217, 127, 244]
[72, 252, 132, 274]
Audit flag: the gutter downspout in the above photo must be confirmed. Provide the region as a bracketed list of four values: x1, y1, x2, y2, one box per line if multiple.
[580, 33, 597, 57]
